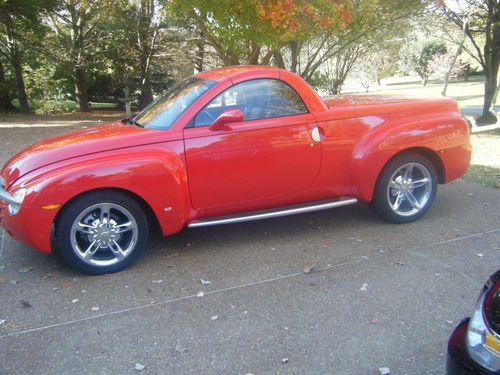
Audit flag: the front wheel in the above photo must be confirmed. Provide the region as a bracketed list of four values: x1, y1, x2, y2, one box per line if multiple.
[370, 153, 437, 223]
[56, 191, 149, 274]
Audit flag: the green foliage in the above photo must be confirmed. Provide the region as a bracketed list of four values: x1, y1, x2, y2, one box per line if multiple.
[34, 100, 75, 114]
[11, 98, 76, 113]
[23, 63, 71, 100]
[167, 0, 353, 65]
[399, 39, 448, 84]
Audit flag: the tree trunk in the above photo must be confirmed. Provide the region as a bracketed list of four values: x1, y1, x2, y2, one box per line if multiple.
[74, 65, 89, 112]
[1, 11, 30, 113]
[139, 73, 153, 109]
[0, 60, 15, 111]
[194, 35, 204, 73]
[289, 41, 300, 73]
[273, 51, 285, 69]
[10, 49, 30, 113]
[442, 42, 464, 97]
[477, 1, 499, 125]
[477, 64, 498, 125]
[246, 42, 260, 65]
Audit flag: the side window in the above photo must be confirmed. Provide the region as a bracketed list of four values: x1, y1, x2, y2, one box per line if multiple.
[194, 79, 307, 127]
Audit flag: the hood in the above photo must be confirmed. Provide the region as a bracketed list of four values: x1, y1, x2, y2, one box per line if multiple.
[1, 121, 167, 186]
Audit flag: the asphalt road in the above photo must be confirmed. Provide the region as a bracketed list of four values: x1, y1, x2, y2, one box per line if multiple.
[0, 125, 499, 375]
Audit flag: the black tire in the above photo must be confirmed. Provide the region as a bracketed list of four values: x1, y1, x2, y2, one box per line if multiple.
[56, 191, 149, 275]
[370, 153, 437, 224]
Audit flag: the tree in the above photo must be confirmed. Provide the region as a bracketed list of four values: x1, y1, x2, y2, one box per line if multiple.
[126, 0, 165, 108]
[322, 43, 367, 95]
[45, 0, 113, 112]
[275, 0, 424, 81]
[168, 0, 353, 67]
[399, 39, 447, 85]
[0, 0, 56, 112]
[0, 57, 15, 111]
[437, 0, 500, 124]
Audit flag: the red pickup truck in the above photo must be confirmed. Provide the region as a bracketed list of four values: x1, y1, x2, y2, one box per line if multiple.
[0, 66, 471, 274]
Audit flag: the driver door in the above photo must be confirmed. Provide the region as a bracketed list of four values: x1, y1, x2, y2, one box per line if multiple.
[183, 79, 322, 214]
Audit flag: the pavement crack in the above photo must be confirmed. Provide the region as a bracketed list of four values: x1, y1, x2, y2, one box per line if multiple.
[1, 227, 499, 339]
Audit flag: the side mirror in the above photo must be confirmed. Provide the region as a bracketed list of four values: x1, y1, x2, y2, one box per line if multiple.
[209, 109, 243, 131]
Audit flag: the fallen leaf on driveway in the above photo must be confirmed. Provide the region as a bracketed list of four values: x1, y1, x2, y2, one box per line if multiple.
[200, 279, 211, 285]
[379, 367, 390, 375]
[61, 280, 71, 289]
[371, 319, 380, 325]
[0, 276, 5, 285]
[304, 264, 316, 274]
[175, 345, 189, 353]
[18, 266, 33, 273]
[360, 283, 368, 291]
[135, 363, 145, 371]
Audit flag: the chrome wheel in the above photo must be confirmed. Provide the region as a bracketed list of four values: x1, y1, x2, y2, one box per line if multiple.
[70, 202, 138, 267]
[386, 162, 432, 217]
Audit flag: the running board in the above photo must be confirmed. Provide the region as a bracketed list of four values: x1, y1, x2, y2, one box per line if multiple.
[187, 197, 358, 228]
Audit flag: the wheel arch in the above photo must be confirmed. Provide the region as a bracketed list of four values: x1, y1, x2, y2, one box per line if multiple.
[378, 147, 445, 185]
[52, 187, 162, 241]
[353, 146, 445, 203]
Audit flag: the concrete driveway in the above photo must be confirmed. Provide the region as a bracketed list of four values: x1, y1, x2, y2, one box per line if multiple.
[0, 125, 499, 375]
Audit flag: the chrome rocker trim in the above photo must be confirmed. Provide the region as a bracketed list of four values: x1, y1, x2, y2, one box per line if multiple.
[188, 197, 358, 228]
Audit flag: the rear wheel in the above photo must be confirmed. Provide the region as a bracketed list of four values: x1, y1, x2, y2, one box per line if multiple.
[370, 153, 437, 223]
[56, 191, 149, 274]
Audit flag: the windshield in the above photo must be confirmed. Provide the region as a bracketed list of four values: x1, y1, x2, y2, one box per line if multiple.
[134, 77, 216, 130]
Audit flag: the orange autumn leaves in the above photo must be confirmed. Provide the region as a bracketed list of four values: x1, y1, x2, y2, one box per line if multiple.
[255, 0, 352, 35]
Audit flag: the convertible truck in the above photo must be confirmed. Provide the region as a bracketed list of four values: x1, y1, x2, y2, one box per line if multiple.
[0, 66, 471, 274]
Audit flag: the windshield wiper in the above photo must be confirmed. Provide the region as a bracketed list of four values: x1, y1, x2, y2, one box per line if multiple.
[121, 117, 144, 128]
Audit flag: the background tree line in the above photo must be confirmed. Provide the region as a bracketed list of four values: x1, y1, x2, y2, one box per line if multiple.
[0, 0, 498, 124]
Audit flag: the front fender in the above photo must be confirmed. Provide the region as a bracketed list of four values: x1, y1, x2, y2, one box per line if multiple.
[349, 112, 470, 202]
[11, 142, 190, 252]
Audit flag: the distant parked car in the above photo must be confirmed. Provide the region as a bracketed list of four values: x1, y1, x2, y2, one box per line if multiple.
[447, 269, 500, 374]
[0, 66, 471, 274]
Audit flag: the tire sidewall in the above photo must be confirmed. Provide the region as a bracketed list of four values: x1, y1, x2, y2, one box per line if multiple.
[372, 153, 438, 223]
[56, 191, 149, 275]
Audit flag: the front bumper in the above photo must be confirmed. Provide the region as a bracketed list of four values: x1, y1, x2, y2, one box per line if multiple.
[0, 200, 55, 254]
[0, 176, 21, 206]
[447, 318, 497, 375]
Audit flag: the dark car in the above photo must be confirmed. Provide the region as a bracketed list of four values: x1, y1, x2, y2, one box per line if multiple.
[447, 270, 500, 374]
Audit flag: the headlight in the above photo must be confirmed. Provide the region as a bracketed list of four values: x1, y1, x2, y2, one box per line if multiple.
[7, 188, 26, 215]
[466, 275, 500, 373]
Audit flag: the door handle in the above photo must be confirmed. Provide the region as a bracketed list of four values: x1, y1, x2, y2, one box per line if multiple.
[311, 127, 321, 142]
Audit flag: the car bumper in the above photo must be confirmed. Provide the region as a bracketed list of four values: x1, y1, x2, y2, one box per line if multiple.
[0, 201, 54, 254]
[447, 318, 497, 375]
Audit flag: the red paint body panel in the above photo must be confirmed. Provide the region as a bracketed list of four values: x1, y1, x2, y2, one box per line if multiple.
[0, 66, 471, 255]
[184, 113, 321, 215]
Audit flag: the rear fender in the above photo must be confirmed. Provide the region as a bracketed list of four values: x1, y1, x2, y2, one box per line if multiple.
[349, 113, 469, 202]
